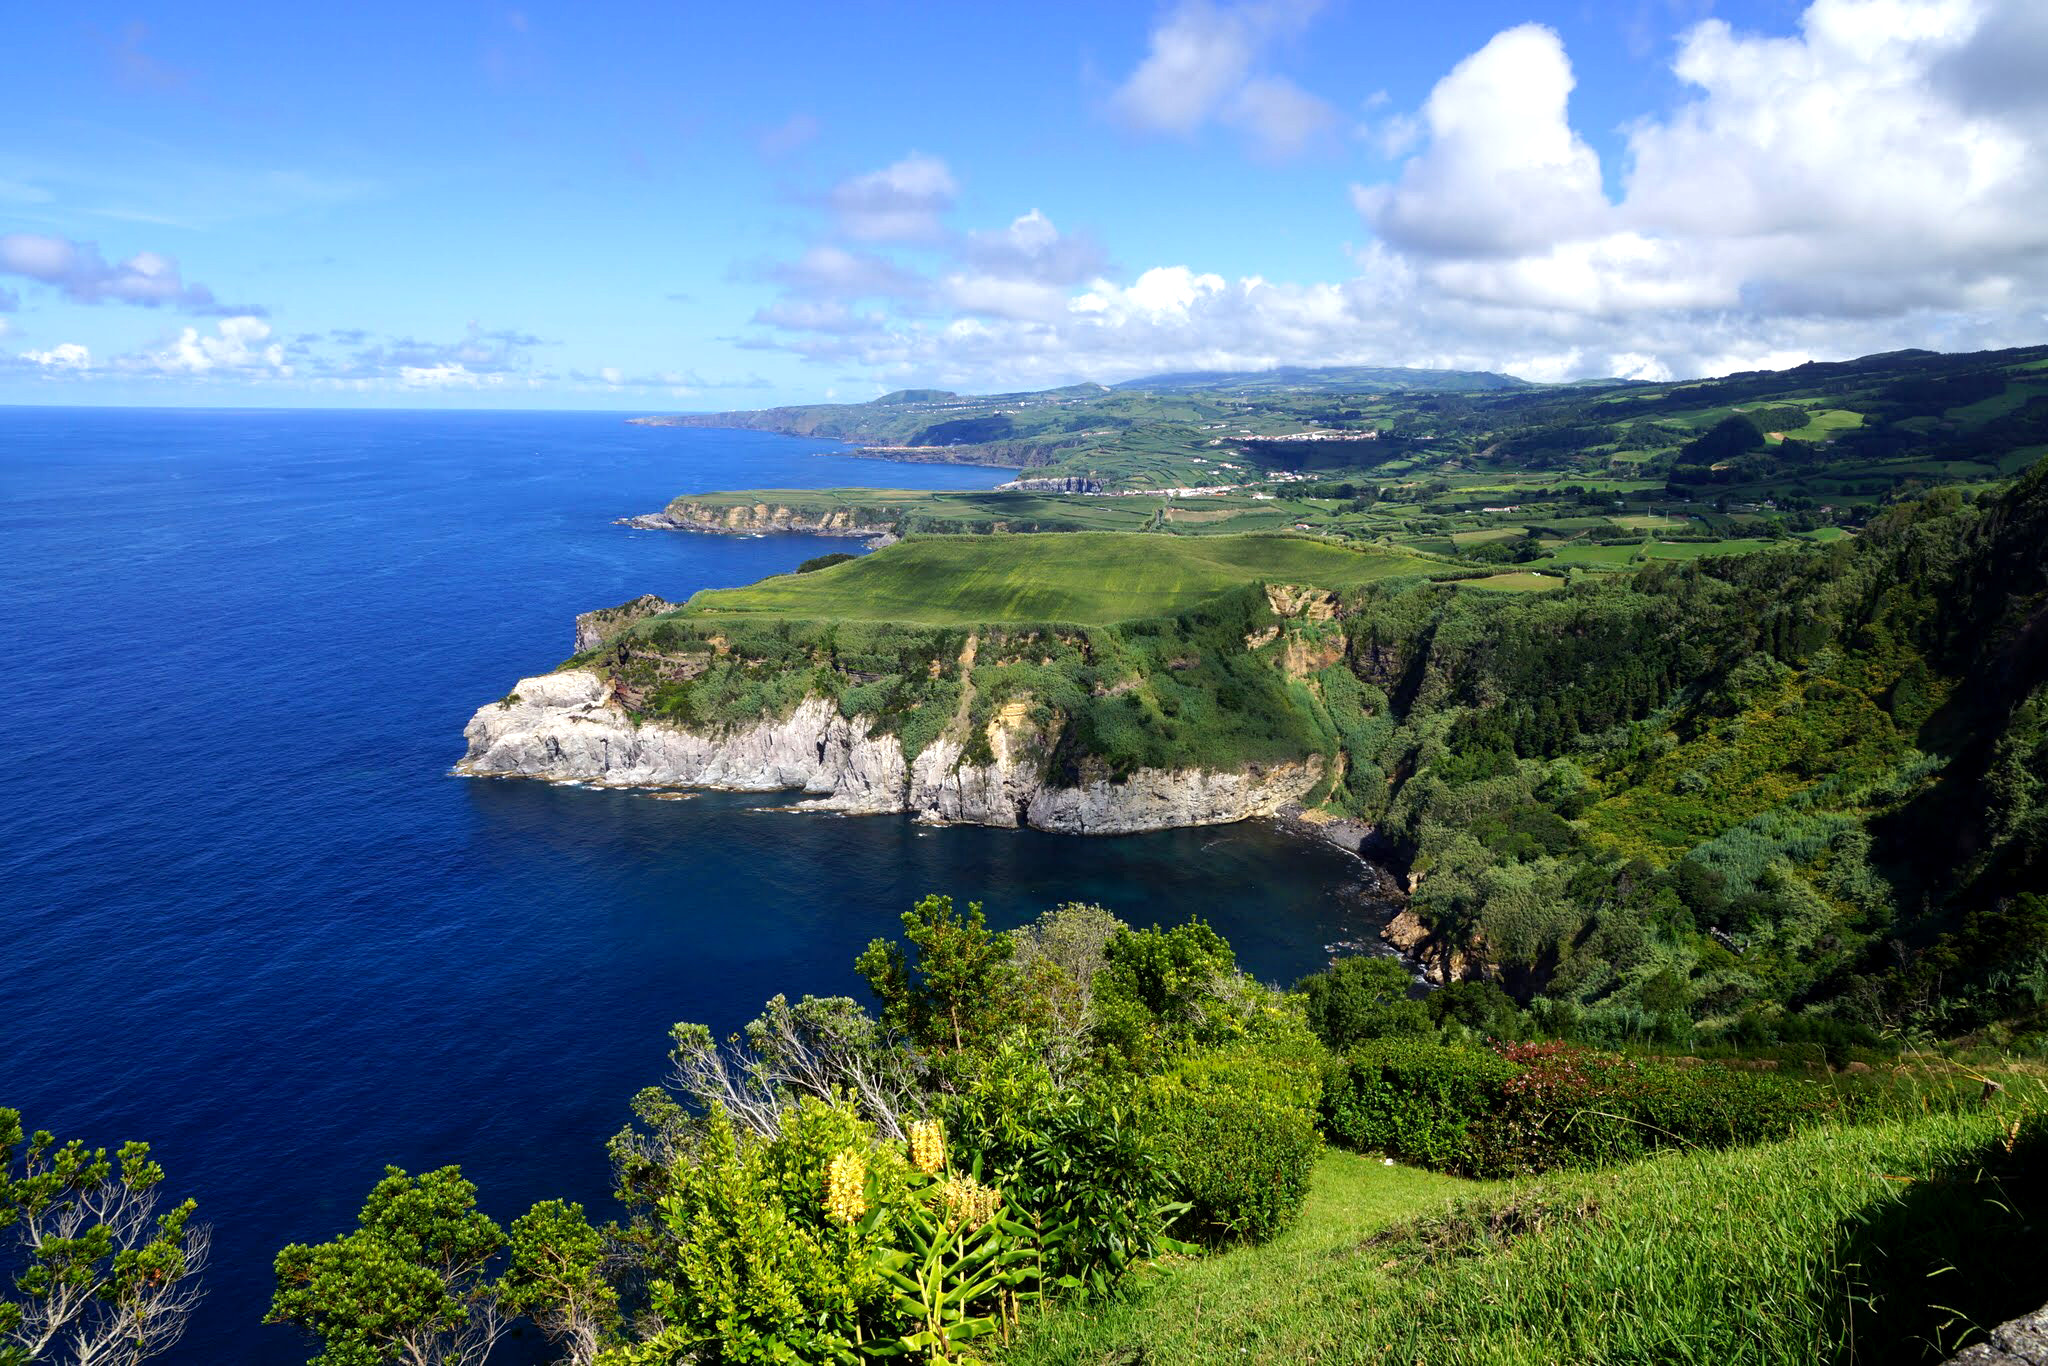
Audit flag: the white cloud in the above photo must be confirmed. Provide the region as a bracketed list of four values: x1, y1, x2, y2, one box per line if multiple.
[20, 341, 91, 370]
[1227, 75, 1337, 158]
[0, 232, 259, 314]
[398, 362, 504, 388]
[826, 154, 957, 243]
[138, 315, 289, 375]
[748, 0, 2048, 390]
[1353, 24, 1609, 259]
[1111, 0, 1335, 157]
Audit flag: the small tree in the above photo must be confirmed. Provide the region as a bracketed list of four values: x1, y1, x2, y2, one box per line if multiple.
[269, 1166, 508, 1366]
[269, 1166, 612, 1366]
[855, 895, 1019, 1052]
[0, 1109, 209, 1366]
[1294, 956, 1430, 1050]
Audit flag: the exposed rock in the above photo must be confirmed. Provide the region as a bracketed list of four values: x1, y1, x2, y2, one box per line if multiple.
[996, 476, 1104, 493]
[574, 594, 680, 653]
[1382, 908, 1492, 985]
[1947, 1305, 2048, 1365]
[458, 669, 1323, 835]
[1265, 583, 1341, 621]
[617, 502, 894, 537]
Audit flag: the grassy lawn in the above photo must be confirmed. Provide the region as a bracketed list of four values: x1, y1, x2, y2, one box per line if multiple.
[679, 533, 1427, 625]
[1458, 571, 1564, 592]
[1008, 1153, 1480, 1366]
[1009, 1104, 2048, 1366]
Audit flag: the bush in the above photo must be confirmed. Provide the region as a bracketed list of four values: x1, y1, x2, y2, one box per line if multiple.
[1294, 956, 1431, 1050]
[795, 551, 857, 574]
[1322, 1040, 1517, 1169]
[1472, 1042, 1842, 1176]
[1147, 1075, 1320, 1246]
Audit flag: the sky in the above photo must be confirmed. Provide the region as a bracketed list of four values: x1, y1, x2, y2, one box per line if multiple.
[4, 0, 2046, 409]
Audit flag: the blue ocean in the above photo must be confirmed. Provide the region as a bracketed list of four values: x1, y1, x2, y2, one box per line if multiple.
[0, 407, 1384, 1362]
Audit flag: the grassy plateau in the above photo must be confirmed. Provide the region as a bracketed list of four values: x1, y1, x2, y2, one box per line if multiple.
[678, 532, 1428, 625]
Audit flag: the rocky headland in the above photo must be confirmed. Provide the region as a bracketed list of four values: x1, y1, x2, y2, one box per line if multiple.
[458, 669, 1322, 835]
[617, 501, 896, 538]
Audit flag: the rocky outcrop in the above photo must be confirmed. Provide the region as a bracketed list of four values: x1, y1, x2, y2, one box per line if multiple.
[573, 595, 680, 653]
[458, 669, 1322, 835]
[1946, 1306, 2048, 1365]
[996, 476, 1103, 493]
[618, 502, 895, 537]
[1383, 909, 1492, 985]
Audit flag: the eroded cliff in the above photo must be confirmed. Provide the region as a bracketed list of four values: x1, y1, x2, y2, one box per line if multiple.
[458, 669, 1322, 835]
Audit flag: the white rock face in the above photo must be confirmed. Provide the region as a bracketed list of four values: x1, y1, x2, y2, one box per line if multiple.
[458, 669, 1321, 834]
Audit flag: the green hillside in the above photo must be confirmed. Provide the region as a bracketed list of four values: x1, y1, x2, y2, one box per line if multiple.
[679, 533, 1427, 625]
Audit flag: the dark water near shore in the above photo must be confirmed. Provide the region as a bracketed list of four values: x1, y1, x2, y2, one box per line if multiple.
[0, 407, 1386, 1363]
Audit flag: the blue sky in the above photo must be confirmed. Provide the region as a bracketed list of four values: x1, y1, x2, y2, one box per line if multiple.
[5, 0, 2045, 408]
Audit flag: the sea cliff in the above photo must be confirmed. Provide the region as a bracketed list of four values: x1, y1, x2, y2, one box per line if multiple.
[457, 669, 1322, 835]
[618, 501, 894, 538]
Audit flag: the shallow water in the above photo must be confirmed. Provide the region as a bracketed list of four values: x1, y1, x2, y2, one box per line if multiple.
[0, 407, 1386, 1362]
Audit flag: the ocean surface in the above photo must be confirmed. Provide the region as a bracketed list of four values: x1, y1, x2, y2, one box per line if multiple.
[0, 407, 1387, 1363]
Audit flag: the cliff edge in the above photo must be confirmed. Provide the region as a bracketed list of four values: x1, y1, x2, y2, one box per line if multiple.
[457, 669, 1321, 835]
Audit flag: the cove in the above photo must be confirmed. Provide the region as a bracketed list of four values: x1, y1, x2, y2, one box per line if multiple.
[1, 408, 1386, 1363]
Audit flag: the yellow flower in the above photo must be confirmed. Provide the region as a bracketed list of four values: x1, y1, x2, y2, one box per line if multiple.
[908, 1118, 946, 1176]
[938, 1175, 1003, 1229]
[824, 1150, 867, 1224]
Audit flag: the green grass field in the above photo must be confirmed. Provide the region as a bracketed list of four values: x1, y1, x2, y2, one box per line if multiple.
[679, 532, 1428, 625]
[1010, 1102, 2048, 1366]
[1458, 571, 1564, 592]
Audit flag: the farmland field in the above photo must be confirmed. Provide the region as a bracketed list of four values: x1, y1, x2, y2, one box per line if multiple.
[678, 532, 1428, 624]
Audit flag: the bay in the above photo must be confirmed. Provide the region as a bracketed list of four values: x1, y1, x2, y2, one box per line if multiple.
[0, 407, 1383, 1363]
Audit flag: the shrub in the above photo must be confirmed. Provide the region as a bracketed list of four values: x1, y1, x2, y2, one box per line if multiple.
[1146, 1075, 1320, 1246]
[1471, 1042, 1842, 1176]
[943, 1069, 1177, 1299]
[1322, 1040, 1517, 1169]
[1294, 955, 1431, 1050]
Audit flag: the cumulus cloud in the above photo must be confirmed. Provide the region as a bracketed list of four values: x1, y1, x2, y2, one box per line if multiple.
[128, 316, 289, 375]
[825, 154, 957, 242]
[1111, 0, 1336, 157]
[1353, 25, 1609, 259]
[19, 341, 92, 370]
[1352, 0, 2048, 327]
[748, 0, 2048, 391]
[0, 233, 261, 314]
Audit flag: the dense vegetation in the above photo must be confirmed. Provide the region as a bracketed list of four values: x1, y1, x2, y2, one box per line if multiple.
[636, 347, 2048, 566]
[584, 458, 2047, 1046]
[248, 905, 2039, 1365]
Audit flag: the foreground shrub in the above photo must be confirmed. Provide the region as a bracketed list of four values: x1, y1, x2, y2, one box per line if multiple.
[1322, 1040, 1517, 1169]
[942, 1054, 1178, 1300]
[1473, 1041, 1844, 1176]
[1146, 1077, 1319, 1245]
[1294, 955, 1430, 1050]
[1323, 1040, 1908, 1177]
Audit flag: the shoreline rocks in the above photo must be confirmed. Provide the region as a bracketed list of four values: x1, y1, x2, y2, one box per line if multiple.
[458, 670, 1324, 836]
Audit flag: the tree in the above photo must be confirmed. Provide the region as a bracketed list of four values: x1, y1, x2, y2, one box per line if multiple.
[855, 895, 1019, 1052]
[1294, 956, 1429, 1050]
[270, 1168, 613, 1366]
[269, 1166, 507, 1366]
[499, 1202, 615, 1366]
[0, 1109, 208, 1366]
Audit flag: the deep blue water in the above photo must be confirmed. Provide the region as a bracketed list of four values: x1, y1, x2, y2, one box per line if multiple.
[0, 408, 1383, 1363]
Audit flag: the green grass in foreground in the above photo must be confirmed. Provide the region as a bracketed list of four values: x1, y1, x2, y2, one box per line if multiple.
[679, 532, 1426, 625]
[1009, 1104, 2048, 1366]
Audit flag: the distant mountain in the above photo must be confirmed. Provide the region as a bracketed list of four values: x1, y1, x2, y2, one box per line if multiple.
[1115, 365, 1534, 395]
[869, 389, 960, 405]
